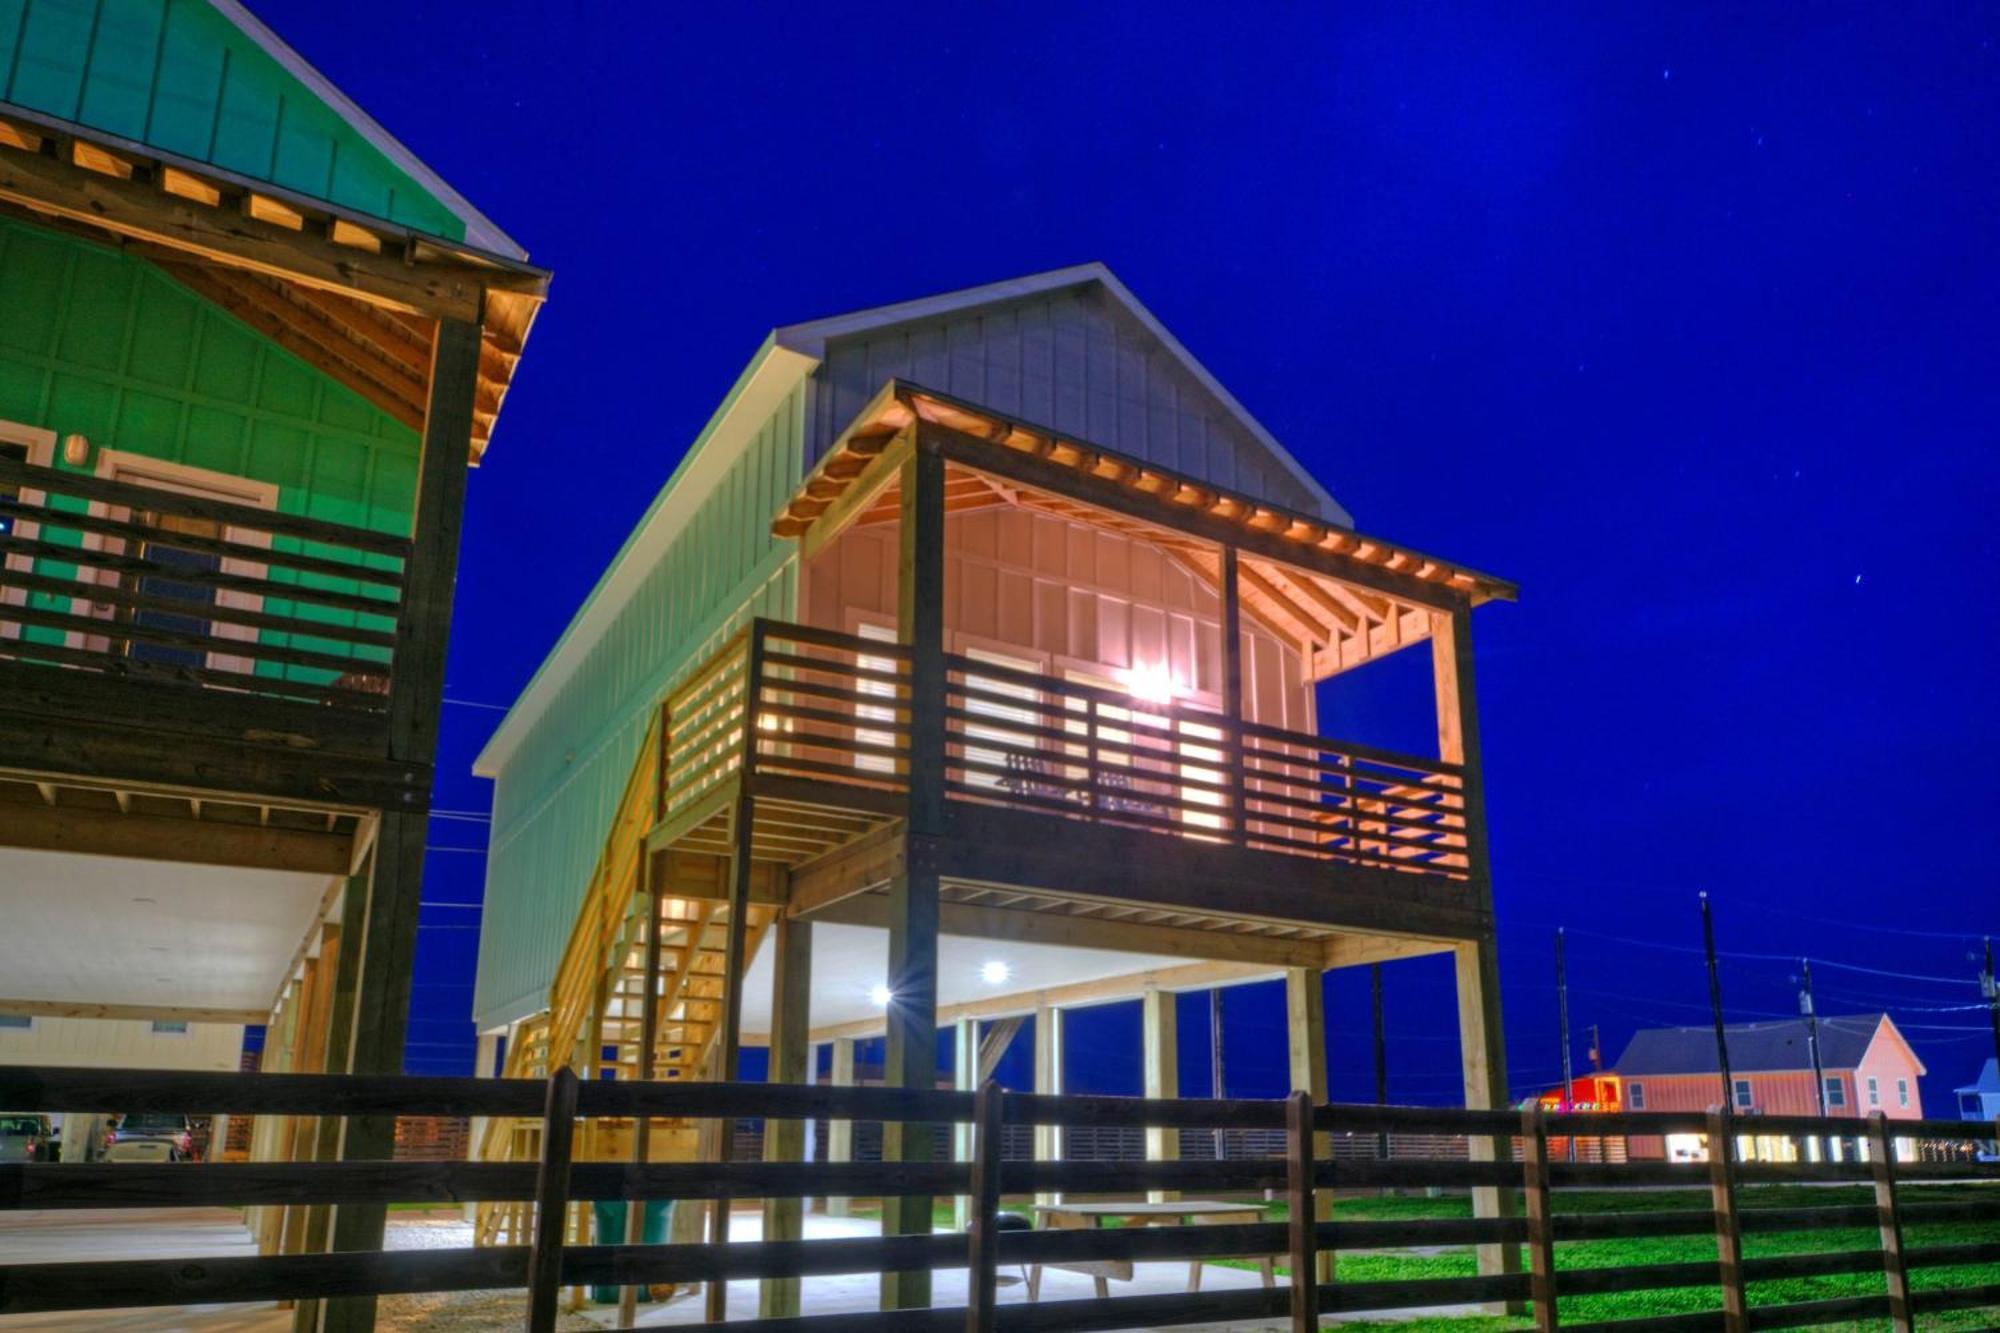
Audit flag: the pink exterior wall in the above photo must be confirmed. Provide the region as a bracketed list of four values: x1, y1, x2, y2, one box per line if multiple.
[802, 506, 1315, 730]
[1854, 1024, 1926, 1120]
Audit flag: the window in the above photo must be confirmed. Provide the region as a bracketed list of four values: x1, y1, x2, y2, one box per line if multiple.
[1733, 1079, 1754, 1110]
[150, 1020, 190, 1035]
[960, 645, 1048, 795]
[0, 1014, 30, 1030]
[1628, 1082, 1645, 1110]
[1867, 1076, 1880, 1108]
[1896, 1078, 1909, 1108]
[0, 421, 55, 640]
[1824, 1077, 1846, 1108]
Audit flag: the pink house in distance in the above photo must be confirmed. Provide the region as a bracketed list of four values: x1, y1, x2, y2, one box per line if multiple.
[1612, 1013, 1926, 1162]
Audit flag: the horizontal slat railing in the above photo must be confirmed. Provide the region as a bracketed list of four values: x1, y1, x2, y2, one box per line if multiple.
[0, 455, 406, 714]
[3, 1071, 1995, 1332]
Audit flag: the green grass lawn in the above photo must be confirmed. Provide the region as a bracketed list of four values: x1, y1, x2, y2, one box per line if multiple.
[1288, 1185, 2000, 1332]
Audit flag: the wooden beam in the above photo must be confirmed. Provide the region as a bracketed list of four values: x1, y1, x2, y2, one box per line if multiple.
[811, 890, 1327, 969]
[0, 800, 355, 874]
[1323, 933, 1457, 969]
[784, 819, 905, 917]
[799, 430, 912, 562]
[0, 999, 264, 1024]
[0, 124, 537, 321]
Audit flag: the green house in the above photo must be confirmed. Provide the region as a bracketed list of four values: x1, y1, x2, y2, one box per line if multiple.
[0, 5, 545, 1323]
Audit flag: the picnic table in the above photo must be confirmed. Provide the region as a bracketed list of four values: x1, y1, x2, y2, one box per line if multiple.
[1024, 1200, 1276, 1299]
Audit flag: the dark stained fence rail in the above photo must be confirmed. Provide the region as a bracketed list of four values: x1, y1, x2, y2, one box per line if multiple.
[0, 1065, 1995, 1332]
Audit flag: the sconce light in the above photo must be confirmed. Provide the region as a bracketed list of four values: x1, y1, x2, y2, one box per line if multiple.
[61, 433, 90, 467]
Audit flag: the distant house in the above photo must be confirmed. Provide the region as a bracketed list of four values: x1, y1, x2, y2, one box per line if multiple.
[1612, 1013, 1925, 1162]
[1959, 1058, 2000, 1122]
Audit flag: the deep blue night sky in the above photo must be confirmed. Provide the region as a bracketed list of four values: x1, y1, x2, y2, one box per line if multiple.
[257, 3, 1997, 1107]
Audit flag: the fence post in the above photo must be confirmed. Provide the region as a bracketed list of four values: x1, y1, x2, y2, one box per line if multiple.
[526, 1066, 580, 1333]
[1286, 1089, 1321, 1330]
[966, 1081, 1005, 1333]
[1704, 1107, 1748, 1333]
[1867, 1112, 1913, 1333]
[1520, 1106, 1559, 1332]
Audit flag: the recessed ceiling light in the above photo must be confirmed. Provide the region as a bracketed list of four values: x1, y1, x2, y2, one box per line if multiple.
[979, 960, 1012, 985]
[868, 984, 894, 1009]
[132, 896, 157, 905]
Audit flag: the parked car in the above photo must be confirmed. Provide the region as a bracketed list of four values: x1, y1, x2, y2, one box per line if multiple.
[0, 1114, 56, 1162]
[104, 1113, 196, 1162]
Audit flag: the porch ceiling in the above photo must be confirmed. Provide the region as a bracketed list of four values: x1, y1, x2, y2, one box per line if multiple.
[0, 846, 333, 1014]
[776, 381, 1504, 678]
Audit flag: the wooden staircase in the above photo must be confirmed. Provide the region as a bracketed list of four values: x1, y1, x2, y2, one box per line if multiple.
[473, 706, 776, 1246]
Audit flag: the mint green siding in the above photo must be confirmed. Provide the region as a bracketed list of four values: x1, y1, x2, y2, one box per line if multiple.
[0, 0, 464, 240]
[0, 215, 415, 677]
[474, 388, 805, 1029]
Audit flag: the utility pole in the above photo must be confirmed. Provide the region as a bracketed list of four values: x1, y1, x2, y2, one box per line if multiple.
[1701, 892, 1734, 1112]
[1588, 1023, 1602, 1073]
[1801, 958, 1829, 1163]
[1556, 928, 1576, 1162]
[1372, 963, 1388, 1161]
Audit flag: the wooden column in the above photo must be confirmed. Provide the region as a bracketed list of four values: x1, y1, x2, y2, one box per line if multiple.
[326, 314, 482, 1333]
[1286, 1089, 1322, 1329]
[1433, 606, 1521, 1297]
[759, 916, 813, 1319]
[1033, 1003, 1064, 1209]
[881, 438, 945, 1311]
[1285, 967, 1333, 1282]
[1706, 1108, 1748, 1333]
[825, 1037, 856, 1218]
[952, 1016, 979, 1231]
[1220, 545, 1245, 839]
[1520, 1107, 1559, 1333]
[1868, 1113, 1912, 1333]
[1142, 988, 1179, 1203]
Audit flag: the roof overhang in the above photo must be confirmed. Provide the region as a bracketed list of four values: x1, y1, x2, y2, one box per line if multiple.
[776, 381, 1516, 614]
[0, 102, 548, 460]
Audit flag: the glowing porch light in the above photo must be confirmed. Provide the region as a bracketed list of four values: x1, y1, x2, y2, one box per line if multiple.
[868, 984, 894, 1008]
[979, 960, 1013, 986]
[1122, 661, 1177, 706]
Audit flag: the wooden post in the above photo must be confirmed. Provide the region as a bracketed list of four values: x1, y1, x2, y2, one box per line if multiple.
[1219, 545, 1245, 840]
[616, 871, 665, 1329]
[881, 438, 946, 1311]
[965, 1081, 1005, 1333]
[1142, 988, 1179, 1204]
[1285, 1089, 1321, 1329]
[826, 1037, 856, 1218]
[759, 915, 813, 1319]
[293, 869, 369, 1331]
[526, 1067, 580, 1333]
[1867, 1113, 1912, 1333]
[952, 1017, 979, 1231]
[1520, 1107, 1559, 1333]
[1705, 1107, 1748, 1333]
[1032, 1003, 1064, 1209]
[1285, 967, 1333, 1282]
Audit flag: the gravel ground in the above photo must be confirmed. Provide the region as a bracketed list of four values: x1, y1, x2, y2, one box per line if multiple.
[375, 1214, 600, 1333]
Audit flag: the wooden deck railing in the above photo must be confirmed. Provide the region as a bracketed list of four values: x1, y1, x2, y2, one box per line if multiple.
[1, 1065, 1995, 1332]
[661, 619, 1468, 876]
[0, 455, 406, 714]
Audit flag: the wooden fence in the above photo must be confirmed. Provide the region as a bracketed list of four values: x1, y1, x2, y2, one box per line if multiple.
[0, 1065, 1995, 1332]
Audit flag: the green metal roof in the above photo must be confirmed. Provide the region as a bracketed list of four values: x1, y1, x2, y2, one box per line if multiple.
[0, 0, 520, 254]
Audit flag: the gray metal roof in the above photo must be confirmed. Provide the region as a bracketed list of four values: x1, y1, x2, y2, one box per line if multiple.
[1613, 1014, 1888, 1075]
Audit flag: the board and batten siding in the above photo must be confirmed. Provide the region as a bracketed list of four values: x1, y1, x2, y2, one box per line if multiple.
[473, 386, 806, 1030]
[0, 0, 465, 240]
[0, 215, 419, 681]
[805, 284, 1326, 517]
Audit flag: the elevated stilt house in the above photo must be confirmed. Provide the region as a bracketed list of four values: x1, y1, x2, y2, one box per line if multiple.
[0, 1, 545, 1316]
[473, 265, 1519, 1314]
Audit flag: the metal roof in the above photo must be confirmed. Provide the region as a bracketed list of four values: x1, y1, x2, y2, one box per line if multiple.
[1612, 1013, 1904, 1076]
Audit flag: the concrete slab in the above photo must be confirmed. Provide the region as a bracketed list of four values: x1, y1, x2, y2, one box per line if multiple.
[0, 1207, 288, 1332]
